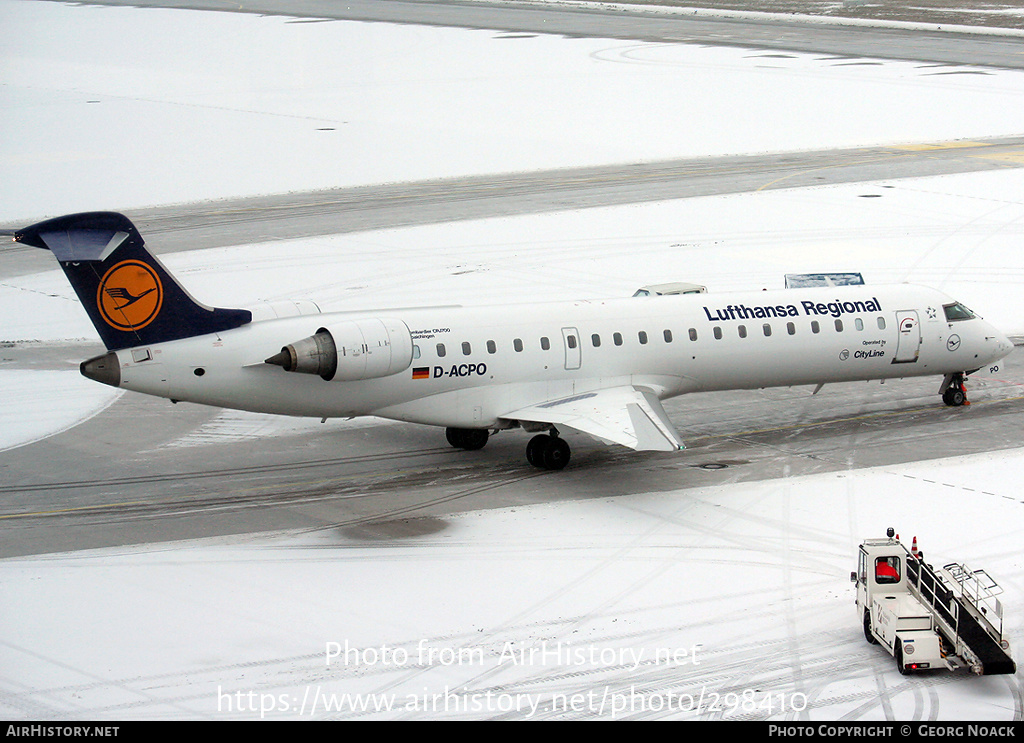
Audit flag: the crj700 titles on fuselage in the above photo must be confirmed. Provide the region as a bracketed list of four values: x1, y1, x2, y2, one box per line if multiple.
[15, 212, 1013, 470]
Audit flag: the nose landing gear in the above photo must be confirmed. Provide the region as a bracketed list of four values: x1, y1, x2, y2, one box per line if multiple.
[942, 373, 970, 407]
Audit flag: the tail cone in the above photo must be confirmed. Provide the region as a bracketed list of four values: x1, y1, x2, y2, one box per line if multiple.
[265, 348, 295, 370]
[80, 352, 121, 387]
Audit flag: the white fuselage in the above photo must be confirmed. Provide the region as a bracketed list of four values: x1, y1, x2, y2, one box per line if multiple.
[109, 284, 1011, 429]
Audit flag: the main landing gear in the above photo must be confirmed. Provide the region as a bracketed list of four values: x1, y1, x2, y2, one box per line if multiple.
[444, 426, 571, 470]
[942, 372, 970, 407]
[526, 430, 570, 471]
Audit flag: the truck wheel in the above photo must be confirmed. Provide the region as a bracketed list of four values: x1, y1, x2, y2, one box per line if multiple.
[895, 641, 908, 675]
[864, 613, 878, 645]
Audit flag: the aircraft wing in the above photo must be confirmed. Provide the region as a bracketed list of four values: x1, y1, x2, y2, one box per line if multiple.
[502, 386, 685, 452]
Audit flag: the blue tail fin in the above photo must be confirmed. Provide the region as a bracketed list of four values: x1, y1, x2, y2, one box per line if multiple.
[15, 212, 251, 351]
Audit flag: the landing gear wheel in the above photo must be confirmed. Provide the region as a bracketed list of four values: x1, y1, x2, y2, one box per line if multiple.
[526, 435, 548, 467]
[942, 374, 968, 407]
[895, 641, 908, 675]
[542, 437, 571, 471]
[943, 386, 966, 407]
[526, 433, 571, 470]
[446, 427, 489, 450]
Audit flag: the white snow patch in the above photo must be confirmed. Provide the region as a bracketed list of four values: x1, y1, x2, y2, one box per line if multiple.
[0, 370, 122, 452]
[3, 451, 1023, 719]
[2, 0, 1024, 221]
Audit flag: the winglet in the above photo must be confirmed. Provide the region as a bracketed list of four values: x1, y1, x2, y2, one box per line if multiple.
[16, 212, 251, 351]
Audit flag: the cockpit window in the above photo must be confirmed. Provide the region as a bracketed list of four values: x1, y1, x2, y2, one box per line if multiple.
[943, 302, 975, 322]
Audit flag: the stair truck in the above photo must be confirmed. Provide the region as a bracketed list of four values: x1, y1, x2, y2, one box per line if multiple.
[853, 529, 1015, 675]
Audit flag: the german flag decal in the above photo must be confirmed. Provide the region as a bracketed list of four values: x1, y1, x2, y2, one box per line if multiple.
[412, 367, 430, 380]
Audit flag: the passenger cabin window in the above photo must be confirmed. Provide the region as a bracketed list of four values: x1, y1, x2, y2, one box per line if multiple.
[787, 322, 796, 336]
[688, 328, 698, 341]
[413, 345, 421, 359]
[540, 337, 550, 351]
[855, 318, 864, 331]
[763, 324, 772, 337]
[514, 338, 524, 352]
[835, 319, 844, 332]
[877, 317, 886, 330]
[713, 327, 722, 340]
[811, 321, 820, 334]
[566, 335, 578, 349]
[663, 329, 673, 343]
[592, 334, 601, 347]
[944, 302, 976, 322]
[462, 342, 472, 355]
[487, 340, 497, 354]
[436, 343, 446, 358]
[614, 332, 623, 346]
[738, 325, 747, 339]
[638, 331, 648, 345]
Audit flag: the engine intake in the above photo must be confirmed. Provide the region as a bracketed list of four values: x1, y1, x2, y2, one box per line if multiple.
[265, 319, 413, 382]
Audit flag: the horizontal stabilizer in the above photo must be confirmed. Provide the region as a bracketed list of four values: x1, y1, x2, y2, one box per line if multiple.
[503, 386, 685, 451]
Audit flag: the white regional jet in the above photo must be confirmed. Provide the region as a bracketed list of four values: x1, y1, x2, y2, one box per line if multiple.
[15, 212, 1013, 470]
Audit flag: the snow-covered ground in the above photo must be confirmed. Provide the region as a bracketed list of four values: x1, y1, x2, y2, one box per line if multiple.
[2, 0, 1023, 721]
[3, 0, 1024, 221]
[3, 459, 1023, 721]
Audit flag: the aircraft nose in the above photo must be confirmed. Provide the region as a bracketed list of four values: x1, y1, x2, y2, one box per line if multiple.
[984, 323, 1014, 364]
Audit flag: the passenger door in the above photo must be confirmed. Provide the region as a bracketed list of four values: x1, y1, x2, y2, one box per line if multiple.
[893, 310, 921, 364]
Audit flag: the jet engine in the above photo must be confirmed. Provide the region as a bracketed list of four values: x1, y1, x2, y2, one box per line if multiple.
[265, 318, 413, 381]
